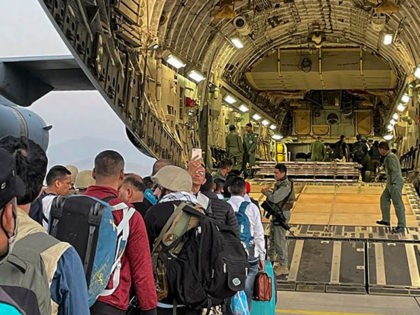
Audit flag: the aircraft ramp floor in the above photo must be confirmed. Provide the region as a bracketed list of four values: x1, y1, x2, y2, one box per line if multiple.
[249, 182, 420, 297]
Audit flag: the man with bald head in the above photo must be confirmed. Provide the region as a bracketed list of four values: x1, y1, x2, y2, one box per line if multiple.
[119, 174, 149, 217]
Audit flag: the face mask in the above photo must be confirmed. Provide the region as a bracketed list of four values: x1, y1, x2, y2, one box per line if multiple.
[0, 205, 17, 264]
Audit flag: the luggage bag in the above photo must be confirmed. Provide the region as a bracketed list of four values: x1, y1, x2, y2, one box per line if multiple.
[251, 261, 276, 314]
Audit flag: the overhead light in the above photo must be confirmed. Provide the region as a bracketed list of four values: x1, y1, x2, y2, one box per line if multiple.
[187, 70, 205, 83]
[165, 54, 186, 69]
[269, 124, 277, 130]
[389, 119, 397, 125]
[401, 93, 410, 103]
[238, 104, 249, 112]
[392, 113, 399, 120]
[397, 103, 406, 112]
[223, 94, 237, 104]
[252, 113, 261, 121]
[387, 124, 394, 131]
[261, 119, 270, 126]
[149, 43, 159, 50]
[272, 134, 283, 141]
[383, 33, 393, 45]
[383, 134, 393, 141]
[415, 65, 420, 79]
[231, 37, 244, 49]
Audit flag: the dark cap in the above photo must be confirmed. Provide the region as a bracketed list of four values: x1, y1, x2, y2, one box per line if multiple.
[0, 148, 25, 209]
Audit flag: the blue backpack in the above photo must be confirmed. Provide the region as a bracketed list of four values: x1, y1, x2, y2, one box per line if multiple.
[49, 195, 135, 306]
[236, 201, 253, 253]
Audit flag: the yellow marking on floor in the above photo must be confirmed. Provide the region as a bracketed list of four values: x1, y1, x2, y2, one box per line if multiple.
[276, 309, 383, 315]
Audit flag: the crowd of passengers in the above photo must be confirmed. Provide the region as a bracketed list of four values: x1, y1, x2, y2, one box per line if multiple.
[0, 136, 294, 315]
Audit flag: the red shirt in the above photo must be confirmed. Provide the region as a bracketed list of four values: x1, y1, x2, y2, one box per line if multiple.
[85, 185, 157, 311]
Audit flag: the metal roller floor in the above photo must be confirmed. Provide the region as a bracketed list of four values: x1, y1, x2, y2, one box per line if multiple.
[249, 182, 420, 297]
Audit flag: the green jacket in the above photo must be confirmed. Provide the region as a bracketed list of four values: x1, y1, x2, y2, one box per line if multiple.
[243, 132, 258, 154]
[226, 131, 243, 156]
[310, 141, 324, 161]
[384, 152, 404, 186]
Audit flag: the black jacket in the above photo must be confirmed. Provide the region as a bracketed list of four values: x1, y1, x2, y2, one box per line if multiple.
[202, 191, 240, 237]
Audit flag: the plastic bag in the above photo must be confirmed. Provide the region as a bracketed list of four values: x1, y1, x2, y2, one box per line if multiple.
[230, 291, 250, 315]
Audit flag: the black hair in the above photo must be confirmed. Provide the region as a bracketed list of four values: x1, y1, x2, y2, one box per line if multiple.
[229, 177, 246, 196]
[0, 136, 47, 205]
[46, 165, 71, 186]
[246, 123, 252, 128]
[356, 134, 362, 141]
[378, 141, 390, 151]
[122, 175, 145, 192]
[219, 158, 233, 169]
[200, 172, 213, 193]
[214, 179, 225, 192]
[142, 176, 154, 189]
[340, 135, 345, 141]
[229, 125, 236, 131]
[275, 163, 287, 174]
[94, 150, 124, 177]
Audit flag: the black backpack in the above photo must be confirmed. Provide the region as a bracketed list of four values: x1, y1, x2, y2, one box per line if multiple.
[152, 202, 248, 309]
[29, 192, 55, 225]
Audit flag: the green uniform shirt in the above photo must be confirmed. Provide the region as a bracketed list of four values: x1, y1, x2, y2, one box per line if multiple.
[243, 132, 258, 153]
[310, 140, 324, 161]
[226, 131, 243, 156]
[384, 152, 403, 186]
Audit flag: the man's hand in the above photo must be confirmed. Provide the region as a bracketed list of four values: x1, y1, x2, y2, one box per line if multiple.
[259, 260, 265, 271]
[261, 187, 270, 194]
[188, 156, 203, 176]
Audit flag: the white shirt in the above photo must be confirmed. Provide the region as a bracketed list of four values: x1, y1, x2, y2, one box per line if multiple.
[41, 194, 56, 231]
[196, 191, 210, 210]
[227, 195, 266, 261]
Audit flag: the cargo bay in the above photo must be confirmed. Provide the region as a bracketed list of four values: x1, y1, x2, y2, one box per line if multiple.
[1, 0, 420, 314]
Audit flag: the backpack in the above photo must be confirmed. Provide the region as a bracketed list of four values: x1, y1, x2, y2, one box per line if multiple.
[0, 286, 39, 315]
[152, 202, 248, 308]
[29, 192, 55, 226]
[48, 195, 135, 306]
[236, 201, 254, 258]
[0, 232, 60, 315]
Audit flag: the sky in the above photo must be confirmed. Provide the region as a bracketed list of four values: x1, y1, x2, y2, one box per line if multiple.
[0, 0, 155, 176]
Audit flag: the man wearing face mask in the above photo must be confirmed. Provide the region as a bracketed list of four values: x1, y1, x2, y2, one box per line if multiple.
[0, 148, 24, 261]
[0, 136, 90, 315]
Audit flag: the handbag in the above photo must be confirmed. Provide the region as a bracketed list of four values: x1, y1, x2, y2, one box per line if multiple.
[252, 271, 272, 301]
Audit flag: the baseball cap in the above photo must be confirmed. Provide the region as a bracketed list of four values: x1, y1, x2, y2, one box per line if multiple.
[152, 165, 192, 192]
[0, 148, 25, 209]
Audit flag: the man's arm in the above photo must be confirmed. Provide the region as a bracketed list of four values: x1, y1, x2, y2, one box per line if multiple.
[249, 204, 266, 261]
[50, 247, 90, 315]
[127, 212, 158, 313]
[265, 184, 291, 204]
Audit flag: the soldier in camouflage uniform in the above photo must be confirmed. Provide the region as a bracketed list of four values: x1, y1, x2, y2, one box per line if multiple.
[226, 125, 243, 171]
[243, 123, 258, 178]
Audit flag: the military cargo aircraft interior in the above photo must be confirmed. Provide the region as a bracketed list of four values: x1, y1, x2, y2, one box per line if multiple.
[1, 0, 420, 314]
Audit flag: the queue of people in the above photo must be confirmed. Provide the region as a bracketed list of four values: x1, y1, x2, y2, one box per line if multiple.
[0, 134, 408, 315]
[0, 135, 297, 315]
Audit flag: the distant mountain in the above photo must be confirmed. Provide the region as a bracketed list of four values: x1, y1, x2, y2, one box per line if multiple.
[46, 136, 155, 176]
